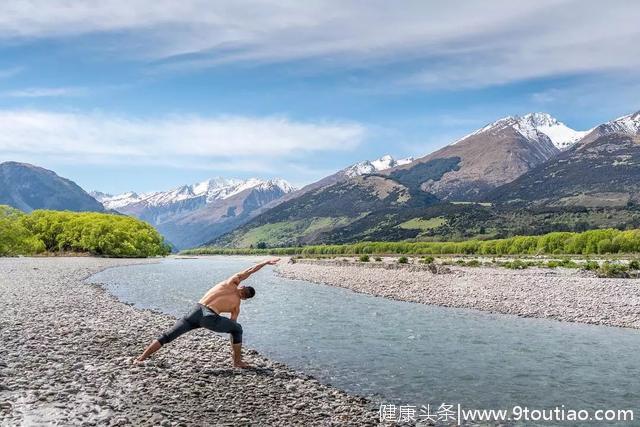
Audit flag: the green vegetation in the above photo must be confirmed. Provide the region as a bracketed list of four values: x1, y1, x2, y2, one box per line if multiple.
[583, 260, 600, 271]
[0, 206, 170, 257]
[499, 259, 538, 269]
[185, 228, 640, 257]
[398, 217, 446, 230]
[397, 256, 408, 264]
[236, 217, 353, 247]
[419, 255, 435, 264]
[596, 262, 630, 278]
[374, 256, 382, 262]
[359, 254, 370, 262]
[546, 258, 579, 268]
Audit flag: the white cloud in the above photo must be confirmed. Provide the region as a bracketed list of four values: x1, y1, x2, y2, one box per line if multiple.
[0, 110, 365, 169]
[3, 87, 87, 97]
[0, 1, 636, 89]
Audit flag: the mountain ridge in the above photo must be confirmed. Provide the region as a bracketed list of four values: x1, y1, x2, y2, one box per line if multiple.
[0, 162, 105, 213]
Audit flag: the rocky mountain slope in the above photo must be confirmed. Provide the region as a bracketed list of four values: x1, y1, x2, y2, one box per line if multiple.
[0, 162, 104, 213]
[213, 157, 458, 247]
[488, 114, 640, 207]
[576, 111, 640, 145]
[393, 113, 585, 201]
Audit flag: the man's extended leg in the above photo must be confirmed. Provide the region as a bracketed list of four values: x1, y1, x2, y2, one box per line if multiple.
[135, 315, 198, 362]
[136, 339, 162, 362]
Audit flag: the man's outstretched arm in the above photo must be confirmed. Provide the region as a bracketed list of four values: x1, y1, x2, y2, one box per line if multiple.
[230, 258, 280, 284]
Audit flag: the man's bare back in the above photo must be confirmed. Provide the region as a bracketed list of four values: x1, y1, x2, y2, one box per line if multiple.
[199, 278, 242, 316]
[134, 258, 280, 367]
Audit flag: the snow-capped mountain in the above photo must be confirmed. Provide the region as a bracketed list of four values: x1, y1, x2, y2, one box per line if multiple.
[610, 111, 640, 134]
[583, 110, 640, 141]
[91, 191, 145, 210]
[94, 177, 294, 211]
[92, 177, 295, 249]
[344, 154, 414, 177]
[458, 112, 588, 150]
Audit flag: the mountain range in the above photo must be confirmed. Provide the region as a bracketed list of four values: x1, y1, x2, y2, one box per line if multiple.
[215, 110, 640, 247]
[90, 154, 419, 249]
[489, 111, 640, 207]
[91, 178, 296, 249]
[2, 110, 638, 250]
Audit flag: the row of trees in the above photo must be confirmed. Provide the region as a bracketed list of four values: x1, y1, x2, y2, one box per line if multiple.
[183, 228, 640, 257]
[0, 206, 171, 257]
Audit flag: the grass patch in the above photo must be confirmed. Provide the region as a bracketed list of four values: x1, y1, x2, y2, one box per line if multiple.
[398, 216, 446, 230]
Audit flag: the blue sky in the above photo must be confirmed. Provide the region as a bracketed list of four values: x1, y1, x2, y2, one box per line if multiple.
[0, 0, 638, 194]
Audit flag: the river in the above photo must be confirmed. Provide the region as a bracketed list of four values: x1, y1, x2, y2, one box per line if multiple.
[88, 256, 640, 424]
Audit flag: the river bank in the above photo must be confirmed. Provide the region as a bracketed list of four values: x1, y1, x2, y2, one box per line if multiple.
[276, 258, 640, 329]
[0, 257, 377, 426]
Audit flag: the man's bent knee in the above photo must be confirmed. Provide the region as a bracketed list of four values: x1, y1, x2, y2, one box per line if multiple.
[157, 333, 172, 346]
[231, 324, 243, 344]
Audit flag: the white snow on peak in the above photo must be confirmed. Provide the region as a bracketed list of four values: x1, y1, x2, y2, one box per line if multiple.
[345, 155, 414, 177]
[97, 177, 296, 211]
[91, 191, 145, 209]
[192, 177, 242, 197]
[603, 111, 640, 135]
[455, 112, 588, 150]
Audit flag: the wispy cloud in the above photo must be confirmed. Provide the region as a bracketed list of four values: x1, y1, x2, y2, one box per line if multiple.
[3, 86, 88, 97]
[0, 110, 365, 170]
[0, 1, 636, 89]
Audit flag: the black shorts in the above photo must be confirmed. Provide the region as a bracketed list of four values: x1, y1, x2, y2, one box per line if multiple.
[157, 303, 243, 345]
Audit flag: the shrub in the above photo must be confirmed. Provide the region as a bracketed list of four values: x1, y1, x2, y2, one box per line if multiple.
[374, 256, 382, 261]
[582, 260, 599, 271]
[466, 259, 481, 267]
[501, 259, 535, 270]
[596, 262, 630, 278]
[629, 259, 640, 270]
[0, 206, 169, 257]
[359, 254, 370, 262]
[420, 255, 435, 264]
[548, 258, 579, 268]
[398, 256, 409, 264]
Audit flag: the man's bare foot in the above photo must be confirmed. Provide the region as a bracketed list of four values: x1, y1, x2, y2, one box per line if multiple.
[233, 360, 252, 369]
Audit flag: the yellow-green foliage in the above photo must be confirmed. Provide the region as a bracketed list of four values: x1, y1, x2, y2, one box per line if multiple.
[183, 228, 640, 257]
[0, 206, 170, 257]
[0, 206, 45, 256]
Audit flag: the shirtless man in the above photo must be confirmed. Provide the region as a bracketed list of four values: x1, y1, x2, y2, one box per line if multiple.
[134, 258, 280, 368]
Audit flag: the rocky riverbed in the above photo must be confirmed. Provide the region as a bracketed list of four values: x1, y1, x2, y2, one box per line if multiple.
[0, 257, 377, 426]
[277, 259, 640, 329]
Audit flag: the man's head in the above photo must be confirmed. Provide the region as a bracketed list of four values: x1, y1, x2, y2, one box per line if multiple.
[239, 285, 256, 300]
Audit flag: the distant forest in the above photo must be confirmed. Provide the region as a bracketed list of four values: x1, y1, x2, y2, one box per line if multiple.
[184, 228, 640, 257]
